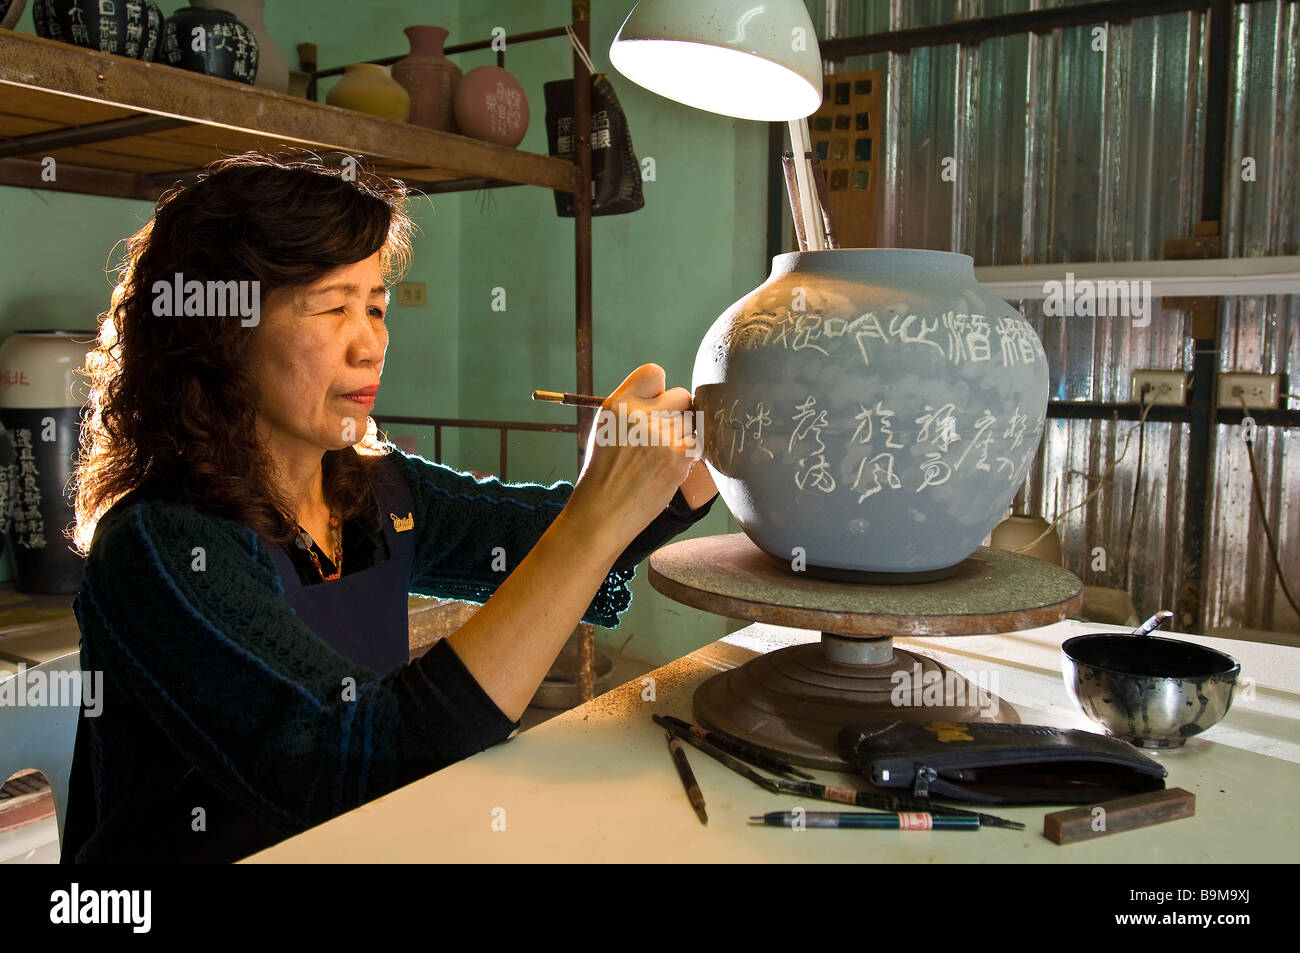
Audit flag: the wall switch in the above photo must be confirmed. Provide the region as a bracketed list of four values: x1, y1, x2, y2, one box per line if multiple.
[1217, 372, 1280, 410]
[1130, 370, 1189, 406]
[395, 282, 426, 307]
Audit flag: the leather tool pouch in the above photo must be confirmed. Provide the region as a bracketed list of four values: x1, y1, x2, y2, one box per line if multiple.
[839, 722, 1168, 805]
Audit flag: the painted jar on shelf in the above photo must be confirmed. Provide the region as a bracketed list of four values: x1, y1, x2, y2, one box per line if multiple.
[32, 0, 164, 60]
[392, 25, 462, 131]
[162, 5, 259, 84]
[326, 63, 411, 122]
[193, 0, 287, 92]
[0, 331, 94, 594]
[454, 64, 529, 146]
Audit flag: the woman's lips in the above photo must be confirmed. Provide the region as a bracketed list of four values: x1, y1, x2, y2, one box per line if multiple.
[340, 387, 378, 407]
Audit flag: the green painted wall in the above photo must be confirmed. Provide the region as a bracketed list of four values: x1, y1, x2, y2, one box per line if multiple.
[1, 1, 771, 667]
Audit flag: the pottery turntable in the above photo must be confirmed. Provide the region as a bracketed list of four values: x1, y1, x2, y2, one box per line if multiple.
[648, 533, 1083, 769]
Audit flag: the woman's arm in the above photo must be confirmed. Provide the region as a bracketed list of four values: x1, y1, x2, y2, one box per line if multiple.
[443, 365, 700, 720]
[394, 454, 715, 622]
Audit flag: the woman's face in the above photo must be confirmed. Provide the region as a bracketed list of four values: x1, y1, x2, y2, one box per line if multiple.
[248, 253, 388, 458]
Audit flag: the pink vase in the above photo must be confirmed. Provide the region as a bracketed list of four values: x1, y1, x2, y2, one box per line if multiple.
[392, 25, 462, 132]
[454, 65, 530, 147]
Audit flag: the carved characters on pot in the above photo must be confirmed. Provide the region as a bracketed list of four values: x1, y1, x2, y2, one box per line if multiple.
[193, 0, 287, 92]
[454, 65, 529, 146]
[162, 5, 258, 84]
[392, 25, 462, 131]
[0, 331, 94, 595]
[33, 0, 164, 60]
[692, 249, 1051, 580]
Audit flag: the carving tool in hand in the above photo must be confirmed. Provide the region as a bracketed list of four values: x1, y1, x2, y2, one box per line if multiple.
[531, 389, 607, 408]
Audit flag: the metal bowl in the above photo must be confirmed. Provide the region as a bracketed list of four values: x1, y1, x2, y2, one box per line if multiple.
[1062, 632, 1240, 749]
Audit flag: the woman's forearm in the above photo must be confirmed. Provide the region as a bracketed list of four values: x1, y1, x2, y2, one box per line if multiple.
[443, 507, 626, 722]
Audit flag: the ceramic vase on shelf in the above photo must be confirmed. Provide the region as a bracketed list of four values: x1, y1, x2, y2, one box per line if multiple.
[693, 248, 1050, 581]
[192, 0, 286, 92]
[162, 5, 258, 83]
[391, 25, 462, 131]
[0, 331, 95, 595]
[454, 64, 529, 146]
[326, 64, 410, 122]
[2, 0, 28, 31]
[991, 513, 1063, 565]
[32, 0, 164, 61]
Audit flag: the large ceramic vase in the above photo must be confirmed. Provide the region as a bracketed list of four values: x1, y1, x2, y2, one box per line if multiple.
[0, 331, 94, 595]
[693, 248, 1050, 580]
[454, 64, 528, 146]
[193, 0, 286, 92]
[326, 63, 410, 122]
[392, 25, 462, 131]
[33, 0, 163, 60]
[162, 5, 258, 84]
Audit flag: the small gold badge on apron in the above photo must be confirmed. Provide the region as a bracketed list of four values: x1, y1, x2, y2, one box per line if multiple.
[390, 511, 414, 533]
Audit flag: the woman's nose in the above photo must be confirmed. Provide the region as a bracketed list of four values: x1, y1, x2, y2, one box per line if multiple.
[349, 311, 387, 362]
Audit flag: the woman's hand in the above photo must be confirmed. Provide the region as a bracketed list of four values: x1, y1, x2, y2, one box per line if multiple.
[448, 363, 711, 722]
[566, 363, 699, 547]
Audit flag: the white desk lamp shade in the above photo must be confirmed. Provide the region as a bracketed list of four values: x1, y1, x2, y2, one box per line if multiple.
[609, 0, 824, 121]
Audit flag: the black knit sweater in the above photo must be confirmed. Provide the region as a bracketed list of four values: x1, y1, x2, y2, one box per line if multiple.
[60, 450, 714, 863]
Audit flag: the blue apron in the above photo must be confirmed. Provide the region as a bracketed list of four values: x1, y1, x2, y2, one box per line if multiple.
[263, 462, 416, 674]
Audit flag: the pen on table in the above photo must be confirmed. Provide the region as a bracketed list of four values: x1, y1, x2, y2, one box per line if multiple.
[665, 729, 708, 826]
[532, 389, 607, 409]
[660, 714, 815, 781]
[750, 811, 980, 830]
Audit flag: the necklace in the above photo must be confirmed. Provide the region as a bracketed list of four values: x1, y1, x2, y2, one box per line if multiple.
[281, 507, 343, 581]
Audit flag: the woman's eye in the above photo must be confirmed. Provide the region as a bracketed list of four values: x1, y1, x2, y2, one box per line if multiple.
[369, 307, 386, 320]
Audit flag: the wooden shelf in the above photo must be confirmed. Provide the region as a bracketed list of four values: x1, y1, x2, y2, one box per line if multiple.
[0, 30, 577, 201]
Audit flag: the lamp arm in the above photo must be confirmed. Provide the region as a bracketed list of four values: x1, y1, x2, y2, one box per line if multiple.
[787, 117, 825, 250]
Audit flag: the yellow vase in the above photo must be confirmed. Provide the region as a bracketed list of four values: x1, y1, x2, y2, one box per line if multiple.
[991, 514, 1063, 565]
[327, 63, 411, 122]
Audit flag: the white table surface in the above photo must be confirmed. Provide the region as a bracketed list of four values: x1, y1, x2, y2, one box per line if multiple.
[245, 620, 1300, 863]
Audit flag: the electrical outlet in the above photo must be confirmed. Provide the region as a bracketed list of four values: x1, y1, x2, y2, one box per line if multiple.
[1217, 372, 1279, 410]
[395, 282, 426, 307]
[1130, 370, 1189, 406]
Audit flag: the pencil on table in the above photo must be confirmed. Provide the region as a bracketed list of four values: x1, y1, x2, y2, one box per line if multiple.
[664, 729, 708, 826]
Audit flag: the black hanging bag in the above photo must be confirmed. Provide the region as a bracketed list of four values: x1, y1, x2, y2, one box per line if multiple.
[544, 74, 644, 217]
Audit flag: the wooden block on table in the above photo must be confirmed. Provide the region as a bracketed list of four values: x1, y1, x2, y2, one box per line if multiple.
[1043, 788, 1195, 845]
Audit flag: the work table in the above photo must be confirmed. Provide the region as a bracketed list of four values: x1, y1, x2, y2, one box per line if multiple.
[246, 619, 1299, 862]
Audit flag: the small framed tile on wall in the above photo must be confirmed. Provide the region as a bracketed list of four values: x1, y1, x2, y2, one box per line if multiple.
[804, 69, 882, 249]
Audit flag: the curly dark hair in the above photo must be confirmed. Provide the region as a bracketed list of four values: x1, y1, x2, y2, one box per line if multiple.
[72, 151, 415, 555]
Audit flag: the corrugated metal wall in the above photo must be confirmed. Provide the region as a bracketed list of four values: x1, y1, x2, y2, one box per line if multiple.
[811, 0, 1299, 633]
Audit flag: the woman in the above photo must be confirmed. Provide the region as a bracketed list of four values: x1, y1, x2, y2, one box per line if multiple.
[60, 152, 717, 863]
